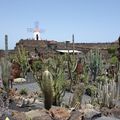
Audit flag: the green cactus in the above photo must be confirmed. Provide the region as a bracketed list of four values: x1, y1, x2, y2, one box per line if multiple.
[14, 45, 28, 78]
[87, 49, 103, 82]
[46, 55, 67, 106]
[28, 55, 67, 106]
[0, 57, 10, 91]
[42, 69, 53, 110]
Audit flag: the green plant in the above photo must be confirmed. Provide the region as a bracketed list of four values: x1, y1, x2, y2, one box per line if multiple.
[87, 49, 103, 82]
[107, 46, 116, 55]
[0, 57, 10, 91]
[14, 45, 28, 78]
[47, 55, 67, 106]
[85, 85, 97, 97]
[28, 55, 67, 106]
[96, 75, 106, 84]
[109, 56, 118, 65]
[71, 83, 85, 108]
[19, 88, 28, 95]
[32, 60, 42, 71]
[42, 69, 53, 110]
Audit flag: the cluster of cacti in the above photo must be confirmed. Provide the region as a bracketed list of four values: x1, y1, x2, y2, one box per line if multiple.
[28, 54, 67, 107]
[96, 77, 119, 108]
[46, 55, 67, 106]
[86, 49, 103, 82]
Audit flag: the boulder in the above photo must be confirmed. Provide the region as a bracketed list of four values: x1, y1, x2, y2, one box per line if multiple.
[100, 107, 112, 116]
[25, 109, 52, 120]
[84, 108, 101, 120]
[110, 108, 120, 119]
[49, 107, 70, 120]
[96, 116, 120, 120]
[12, 111, 27, 120]
[68, 110, 84, 120]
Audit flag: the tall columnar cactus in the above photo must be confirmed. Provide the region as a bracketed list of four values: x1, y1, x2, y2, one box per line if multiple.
[66, 53, 78, 89]
[116, 72, 120, 100]
[42, 69, 53, 110]
[1, 58, 10, 90]
[97, 77, 118, 108]
[1, 35, 10, 90]
[14, 45, 28, 78]
[87, 49, 102, 82]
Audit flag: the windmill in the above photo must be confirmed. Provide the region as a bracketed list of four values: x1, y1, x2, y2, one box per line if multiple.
[27, 22, 45, 40]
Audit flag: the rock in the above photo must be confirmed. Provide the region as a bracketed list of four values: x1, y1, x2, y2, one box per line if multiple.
[100, 107, 111, 116]
[81, 103, 94, 109]
[84, 108, 101, 120]
[81, 94, 91, 105]
[12, 111, 27, 120]
[25, 109, 52, 120]
[110, 108, 120, 119]
[113, 100, 120, 108]
[96, 116, 120, 120]
[68, 110, 84, 120]
[49, 107, 70, 120]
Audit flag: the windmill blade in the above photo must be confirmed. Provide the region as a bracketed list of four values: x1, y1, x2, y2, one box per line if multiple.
[35, 21, 39, 28]
[34, 21, 46, 33]
[40, 28, 46, 33]
[27, 28, 33, 32]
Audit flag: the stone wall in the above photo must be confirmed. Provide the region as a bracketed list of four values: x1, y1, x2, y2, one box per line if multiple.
[0, 39, 118, 59]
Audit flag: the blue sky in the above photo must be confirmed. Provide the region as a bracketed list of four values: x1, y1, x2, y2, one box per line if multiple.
[0, 0, 120, 49]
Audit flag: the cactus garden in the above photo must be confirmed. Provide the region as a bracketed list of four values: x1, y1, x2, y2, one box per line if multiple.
[0, 36, 120, 120]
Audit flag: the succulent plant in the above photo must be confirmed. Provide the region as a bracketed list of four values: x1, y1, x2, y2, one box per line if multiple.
[14, 45, 29, 78]
[87, 49, 103, 82]
[0, 58, 10, 91]
[42, 69, 53, 110]
[46, 55, 67, 106]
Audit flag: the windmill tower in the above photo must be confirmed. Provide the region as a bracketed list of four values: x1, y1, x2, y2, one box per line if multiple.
[33, 22, 41, 40]
[27, 22, 42, 40]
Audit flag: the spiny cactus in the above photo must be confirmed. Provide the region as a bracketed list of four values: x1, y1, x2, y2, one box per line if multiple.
[14, 45, 28, 78]
[29, 55, 67, 106]
[0, 58, 10, 91]
[46, 55, 67, 106]
[42, 69, 53, 110]
[87, 49, 103, 82]
[97, 77, 119, 108]
[71, 82, 85, 109]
